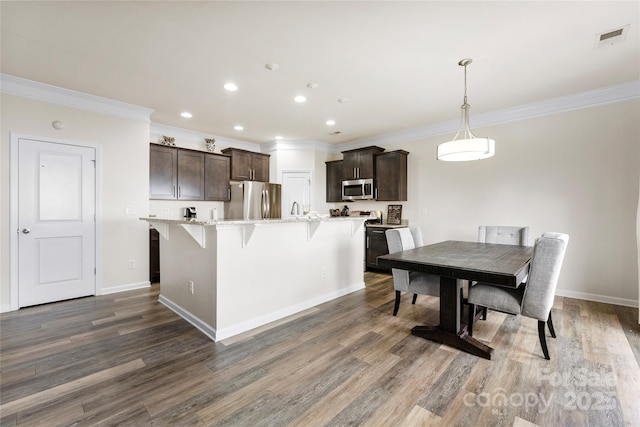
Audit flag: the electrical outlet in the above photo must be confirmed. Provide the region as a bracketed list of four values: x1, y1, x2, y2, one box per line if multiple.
[421, 207, 428, 215]
[163, 207, 170, 217]
[125, 206, 136, 215]
[189, 280, 195, 294]
[128, 260, 136, 269]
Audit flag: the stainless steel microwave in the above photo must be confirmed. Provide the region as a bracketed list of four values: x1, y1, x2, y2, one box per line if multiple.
[342, 178, 374, 200]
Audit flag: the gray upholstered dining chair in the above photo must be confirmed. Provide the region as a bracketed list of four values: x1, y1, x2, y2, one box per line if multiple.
[467, 232, 569, 360]
[472, 225, 530, 319]
[385, 227, 441, 316]
[478, 225, 530, 246]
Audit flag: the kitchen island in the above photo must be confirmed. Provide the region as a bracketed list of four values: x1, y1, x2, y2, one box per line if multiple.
[140, 216, 366, 341]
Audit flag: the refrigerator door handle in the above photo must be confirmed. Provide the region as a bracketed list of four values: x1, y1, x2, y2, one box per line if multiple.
[264, 190, 270, 218]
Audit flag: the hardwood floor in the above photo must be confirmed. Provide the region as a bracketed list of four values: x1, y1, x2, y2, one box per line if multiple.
[1, 272, 639, 426]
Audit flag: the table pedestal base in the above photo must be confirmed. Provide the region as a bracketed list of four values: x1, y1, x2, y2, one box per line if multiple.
[411, 325, 493, 360]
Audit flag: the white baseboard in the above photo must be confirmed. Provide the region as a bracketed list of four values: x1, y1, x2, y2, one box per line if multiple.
[0, 304, 12, 314]
[556, 288, 638, 308]
[100, 281, 151, 295]
[158, 281, 365, 342]
[158, 294, 216, 341]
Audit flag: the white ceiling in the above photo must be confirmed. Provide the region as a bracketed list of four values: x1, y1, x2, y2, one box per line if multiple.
[1, 1, 638, 145]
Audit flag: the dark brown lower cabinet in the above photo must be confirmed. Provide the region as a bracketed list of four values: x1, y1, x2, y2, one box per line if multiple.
[366, 226, 391, 271]
[150, 228, 160, 283]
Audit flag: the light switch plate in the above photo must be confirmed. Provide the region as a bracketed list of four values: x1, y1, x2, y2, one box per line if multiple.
[126, 206, 136, 215]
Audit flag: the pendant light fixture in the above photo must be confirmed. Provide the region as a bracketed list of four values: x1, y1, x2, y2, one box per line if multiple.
[437, 58, 495, 161]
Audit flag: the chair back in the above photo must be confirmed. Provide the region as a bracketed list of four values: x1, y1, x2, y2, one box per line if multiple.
[478, 225, 529, 246]
[386, 227, 421, 254]
[385, 227, 423, 292]
[521, 232, 569, 321]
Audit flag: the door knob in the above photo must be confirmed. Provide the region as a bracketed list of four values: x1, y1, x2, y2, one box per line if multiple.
[21, 228, 30, 234]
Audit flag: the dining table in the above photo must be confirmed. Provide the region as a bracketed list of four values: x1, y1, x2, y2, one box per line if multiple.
[377, 240, 533, 360]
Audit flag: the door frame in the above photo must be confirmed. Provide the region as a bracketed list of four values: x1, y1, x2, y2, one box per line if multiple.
[10, 133, 102, 311]
[281, 170, 312, 217]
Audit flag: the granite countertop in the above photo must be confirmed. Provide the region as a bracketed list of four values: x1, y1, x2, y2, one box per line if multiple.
[141, 216, 368, 226]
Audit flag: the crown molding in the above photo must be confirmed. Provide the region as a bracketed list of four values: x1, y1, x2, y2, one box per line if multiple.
[344, 80, 640, 150]
[0, 74, 154, 122]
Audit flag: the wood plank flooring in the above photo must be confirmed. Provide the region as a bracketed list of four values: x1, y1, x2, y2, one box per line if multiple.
[1, 272, 639, 426]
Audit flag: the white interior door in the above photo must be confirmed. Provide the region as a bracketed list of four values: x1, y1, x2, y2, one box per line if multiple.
[282, 171, 311, 218]
[18, 138, 96, 307]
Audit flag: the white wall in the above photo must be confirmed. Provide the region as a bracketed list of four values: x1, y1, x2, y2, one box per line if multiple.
[339, 100, 640, 306]
[1, 94, 151, 308]
[2, 86, 637, 311]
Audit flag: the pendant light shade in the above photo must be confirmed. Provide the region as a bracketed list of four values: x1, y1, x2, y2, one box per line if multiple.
[437, 58, 495, 162]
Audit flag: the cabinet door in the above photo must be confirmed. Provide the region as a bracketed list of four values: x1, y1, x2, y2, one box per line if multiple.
[342, 146, 384, 179]
[251, 153, 270, 182]
[177, 150, 204, 200]
[375, 151, 408, 201]
[149, 144, 177, 199]
[205, 154, 230, 201]
[149, 228, 160, 283]
[326, 160, 343, 202]
[229, 150, 252, 181]
[366, 228, 390, 271]
[355, 150, 375, 179]
[342, 151, 360, 180]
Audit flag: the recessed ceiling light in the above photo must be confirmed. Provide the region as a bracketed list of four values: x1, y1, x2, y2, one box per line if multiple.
[326, 119, 336, 126]
[265, 62, 280, 71]
[224, 82, 238, 91]
[306, 82, 319, 89]
[180, 112, 192, 118]
[234, 125, 244, 131]
[275, 135, 283, 140]
[337, 98, 349, 104]
[294, 95, 307, 103]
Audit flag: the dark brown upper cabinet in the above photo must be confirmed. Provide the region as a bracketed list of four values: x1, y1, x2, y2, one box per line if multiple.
[375, 150, 408, 201]
[222, 148, 270, 182]
[149, 144, 230, 201]
[177, 150, 205, 200]
[205, 153, 231, 201]
[341, 146, 384, 180]
[325, 160, 344, 202]
[149, 144, 178, 200]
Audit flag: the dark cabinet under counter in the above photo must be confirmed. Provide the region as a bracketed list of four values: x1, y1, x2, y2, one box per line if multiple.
[365, 224, 408, 272]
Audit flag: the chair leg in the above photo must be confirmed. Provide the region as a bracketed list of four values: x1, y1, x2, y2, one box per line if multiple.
[538, 320, 550, 360]
[481, 306, 487, 320]
[393, 291, 401, 316]
[547, 312, 556, 338]
[412, 293, 418, 305]
[468, 303, 475, 335]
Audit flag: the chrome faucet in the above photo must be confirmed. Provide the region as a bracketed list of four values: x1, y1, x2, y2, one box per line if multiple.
[290, 201, 300, 215]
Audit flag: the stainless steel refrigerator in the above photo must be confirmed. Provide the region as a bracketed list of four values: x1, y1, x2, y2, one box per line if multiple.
[224, 181, 282, 220]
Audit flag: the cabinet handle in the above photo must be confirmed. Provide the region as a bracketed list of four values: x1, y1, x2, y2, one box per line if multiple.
[366, 236, 369, 248]
[375, 188, 378, 199]
[372, 230, 384, 234]
[178, 186, 180, 198]
[227, 187, 231, 200]
[173, 185, 176, 197]
[353, 168, 356, 179]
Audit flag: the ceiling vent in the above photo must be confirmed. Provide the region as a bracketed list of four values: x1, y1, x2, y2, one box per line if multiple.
[328, 131, 342, 135]
[594, 24, 630, 49]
